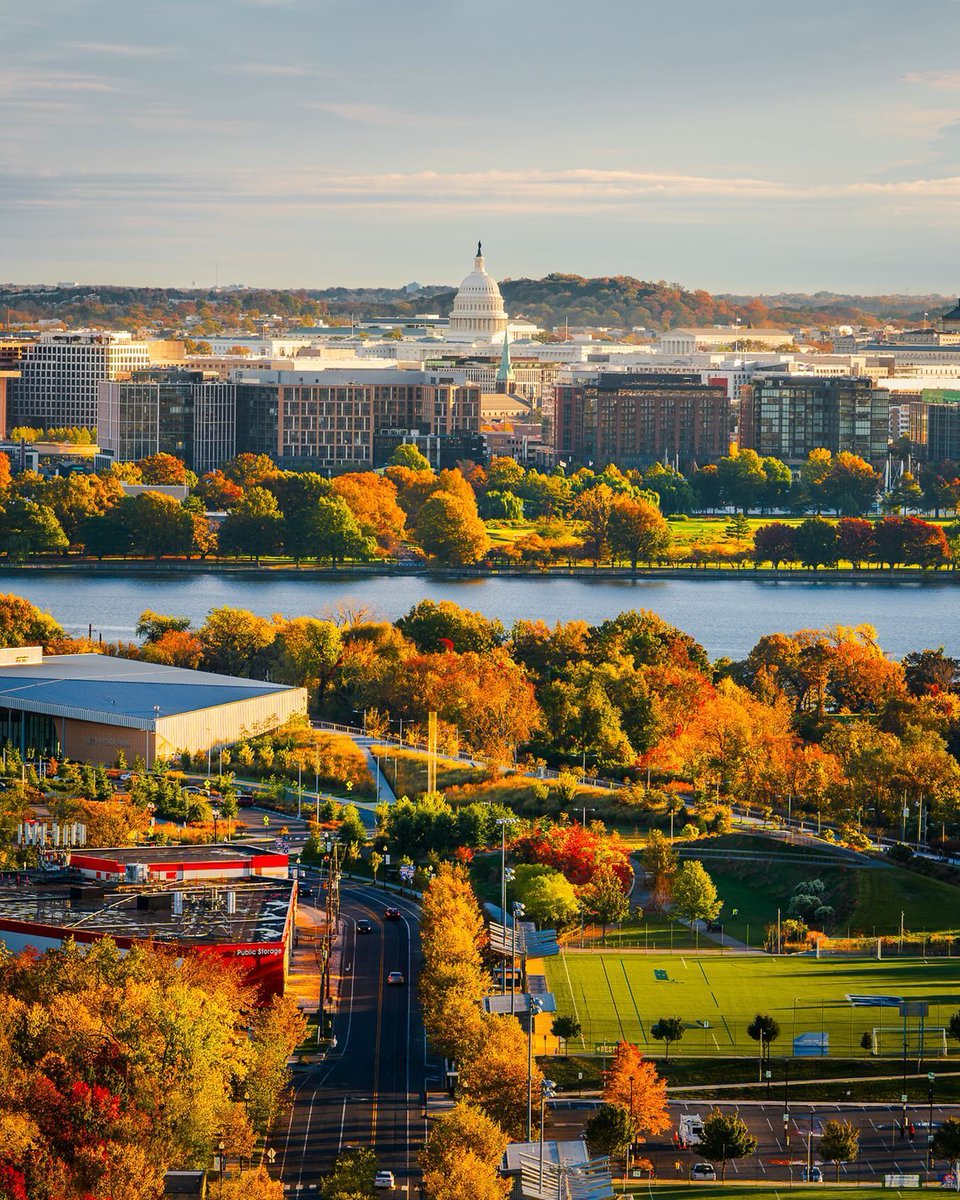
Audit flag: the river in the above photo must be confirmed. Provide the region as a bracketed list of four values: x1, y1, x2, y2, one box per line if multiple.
[1, 570, 956, 660]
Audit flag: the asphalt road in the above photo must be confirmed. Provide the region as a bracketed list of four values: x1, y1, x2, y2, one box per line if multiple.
[546, 1098, 960, 1184]
[273, 882, 431, 1195]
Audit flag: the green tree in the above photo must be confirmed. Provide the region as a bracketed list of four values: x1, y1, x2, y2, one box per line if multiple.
[697, 1109, 758, 1180]
[650, 1016, 684, 1061]
[671, 860, 721, 924]
[197, 606, 275, 676]
[746, 1013, 781, 1063]
[397, 599, 505, 653]
[579, 864, 630, 943]
[136, 609, 192, 642]
[389, 442, 432, 471]
[932, 1118, 960, 1191]
[584, 1102, 634, 1157]
[0, 497, 68, 559]
[218, 486, 284, 558]
[322, 1146, 377, 1199]
[513, 863, 580, 927]
[795, 516, 838, 569]
[818, 1119, 859, 1181]
[551, 1014, 582, 1054]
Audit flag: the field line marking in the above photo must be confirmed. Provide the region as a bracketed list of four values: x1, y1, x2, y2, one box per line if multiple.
[600, 956, 626, 1042]
[560, 950, 586, 1050]
[620, 958, 646, 1042]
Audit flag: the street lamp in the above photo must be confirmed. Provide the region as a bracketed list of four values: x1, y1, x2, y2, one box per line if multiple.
[538, 1078, 557, 1192]
[511, 901, 526, 1015]
[211, 807, 220, 843]
[527, 996, 544, 1141]
[928, 1072, 936, 1170]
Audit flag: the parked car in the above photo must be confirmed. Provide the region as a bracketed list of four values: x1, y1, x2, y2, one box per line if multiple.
[691, 1164, 716, 1181]
[357, 919, 373, 934]
[386, 971, 405, 986]
[802, 1167, 823, 1183]
[237, 793, 256, 808]
[374, 1172, 395, 1190]
[384, 908, 401, 920]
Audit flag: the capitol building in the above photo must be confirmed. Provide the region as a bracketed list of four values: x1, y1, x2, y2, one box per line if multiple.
[444, 242, 539, 345]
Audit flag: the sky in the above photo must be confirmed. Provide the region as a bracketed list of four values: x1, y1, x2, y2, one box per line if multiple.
[4, 0, 960, 294]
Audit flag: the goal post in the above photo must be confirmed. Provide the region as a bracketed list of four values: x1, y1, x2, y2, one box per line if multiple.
[869, 1026, 948, 1057]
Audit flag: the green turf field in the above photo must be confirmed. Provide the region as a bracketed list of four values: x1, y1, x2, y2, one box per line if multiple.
[546, 952, 960, 1058]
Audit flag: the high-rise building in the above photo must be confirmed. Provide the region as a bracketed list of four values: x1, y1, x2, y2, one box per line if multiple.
[11, 331, 153, 431]
[553, 373, 730, 468]
[233, 369, 481, 470]
[97, 371, 236, 474]
[738, 375, 890, 464]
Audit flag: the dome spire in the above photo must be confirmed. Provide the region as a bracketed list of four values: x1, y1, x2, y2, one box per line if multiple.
[475, 240, 484, 269]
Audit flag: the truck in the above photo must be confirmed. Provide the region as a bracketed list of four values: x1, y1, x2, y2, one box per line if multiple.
[678, 1114, 704, 1147]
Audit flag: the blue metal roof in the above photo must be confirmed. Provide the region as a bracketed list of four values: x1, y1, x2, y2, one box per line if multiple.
[0, 654, 293, 728]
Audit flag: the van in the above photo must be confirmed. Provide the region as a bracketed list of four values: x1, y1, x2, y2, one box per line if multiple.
[679, 1115, 704, 1147]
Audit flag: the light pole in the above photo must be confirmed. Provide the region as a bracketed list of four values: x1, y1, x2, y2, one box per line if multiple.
[581, 805, 595, 827]
[527, 996, 544, 1141]
[511, 901, 526, 1015]
[538, 1078, 557, 1192]
[928, 1073, 936, 1170]
[212, 807, 220, 843]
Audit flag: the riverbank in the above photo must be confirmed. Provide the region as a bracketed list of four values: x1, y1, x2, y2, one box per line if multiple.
[2, 558, 960, 583]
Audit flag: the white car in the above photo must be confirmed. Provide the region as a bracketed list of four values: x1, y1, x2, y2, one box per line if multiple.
[374, 1171, 395, 1190]
[691, 1163, 716, 1180]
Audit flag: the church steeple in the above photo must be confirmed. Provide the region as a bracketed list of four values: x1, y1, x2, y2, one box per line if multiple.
[496, 329, 514, 392]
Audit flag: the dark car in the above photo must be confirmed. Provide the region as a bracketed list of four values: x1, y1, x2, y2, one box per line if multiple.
[299, 886, 315, 899]
[356, 919, 373, 934]
[384, 907, 401, 920]
[237, 793, 256, 808]
[387, 971, 405, 986]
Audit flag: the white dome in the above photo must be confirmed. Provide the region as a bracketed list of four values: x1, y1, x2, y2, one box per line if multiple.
[447, 242, 508, 339]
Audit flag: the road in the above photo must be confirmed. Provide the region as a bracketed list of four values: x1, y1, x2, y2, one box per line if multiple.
[546, 1098, 960, 1183]
[273, 881, 431, 1195]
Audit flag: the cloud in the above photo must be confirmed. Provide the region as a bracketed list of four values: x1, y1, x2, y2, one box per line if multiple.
[305, 101, 411, 126]
[0, 71, 121, 97]
[70, 41, 173, 58]
[5, 166, 960, 218]
[226, 62, 309, 76]
[902, 70, 960, 90]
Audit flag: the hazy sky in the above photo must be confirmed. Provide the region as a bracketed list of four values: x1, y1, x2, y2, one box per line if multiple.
[4, 0, 960, 293]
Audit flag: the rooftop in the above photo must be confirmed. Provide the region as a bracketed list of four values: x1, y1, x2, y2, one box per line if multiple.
[0, 875, 293, 945]
[73, 844, 281, 867]
[0, 653, 297, 731]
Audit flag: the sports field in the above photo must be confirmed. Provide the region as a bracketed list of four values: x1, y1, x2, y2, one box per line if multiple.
[546, 952, 960, 1058]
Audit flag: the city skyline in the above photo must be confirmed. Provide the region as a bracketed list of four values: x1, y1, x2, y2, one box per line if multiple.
[4, 0, 960, 292]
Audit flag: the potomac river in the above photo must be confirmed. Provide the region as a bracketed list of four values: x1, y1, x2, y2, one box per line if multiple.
[1, 569, 957, 661]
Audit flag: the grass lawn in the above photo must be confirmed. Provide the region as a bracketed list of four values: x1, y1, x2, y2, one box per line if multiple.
[546, 952, 960, 1059]
[685, 835, 960, 944]
[372, 747, 479, 797]
[484, 519, 538, 546]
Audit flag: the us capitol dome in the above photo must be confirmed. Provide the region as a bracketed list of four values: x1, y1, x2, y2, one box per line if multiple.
[446, 241, 510, 340]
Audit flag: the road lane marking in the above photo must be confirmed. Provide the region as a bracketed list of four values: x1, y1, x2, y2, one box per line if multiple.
[371, 907, 386, 1144]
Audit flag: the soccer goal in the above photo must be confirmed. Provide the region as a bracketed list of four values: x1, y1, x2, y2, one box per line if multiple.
[869, 1026, 948, 1056]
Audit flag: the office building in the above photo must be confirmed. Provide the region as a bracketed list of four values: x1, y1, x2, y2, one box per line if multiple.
[233, 368, 481, 470]
[98, 370, 236, 474]
[10, 331, 156, 430]
[554, 373, 730, 468]
[738, 375, 890, 464]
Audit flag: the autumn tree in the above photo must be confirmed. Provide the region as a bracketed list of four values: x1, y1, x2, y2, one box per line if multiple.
[332, 472, 406, 550]
[608, 496, 671, 571]
[420, 1102, 509, 1200]
[136, 452, 188, 484]
[197, 607, 275, 677]
[389, 442, 432, 471]
[459, 1015, 540, 1141]
[573, 483, 615, 564]
[753, 522, 796, 568]
[579, 865, 630, 942]
[601, 1041, 669, 1140]
[0, 593, 63, 647]
[415, 490, 490, 566]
